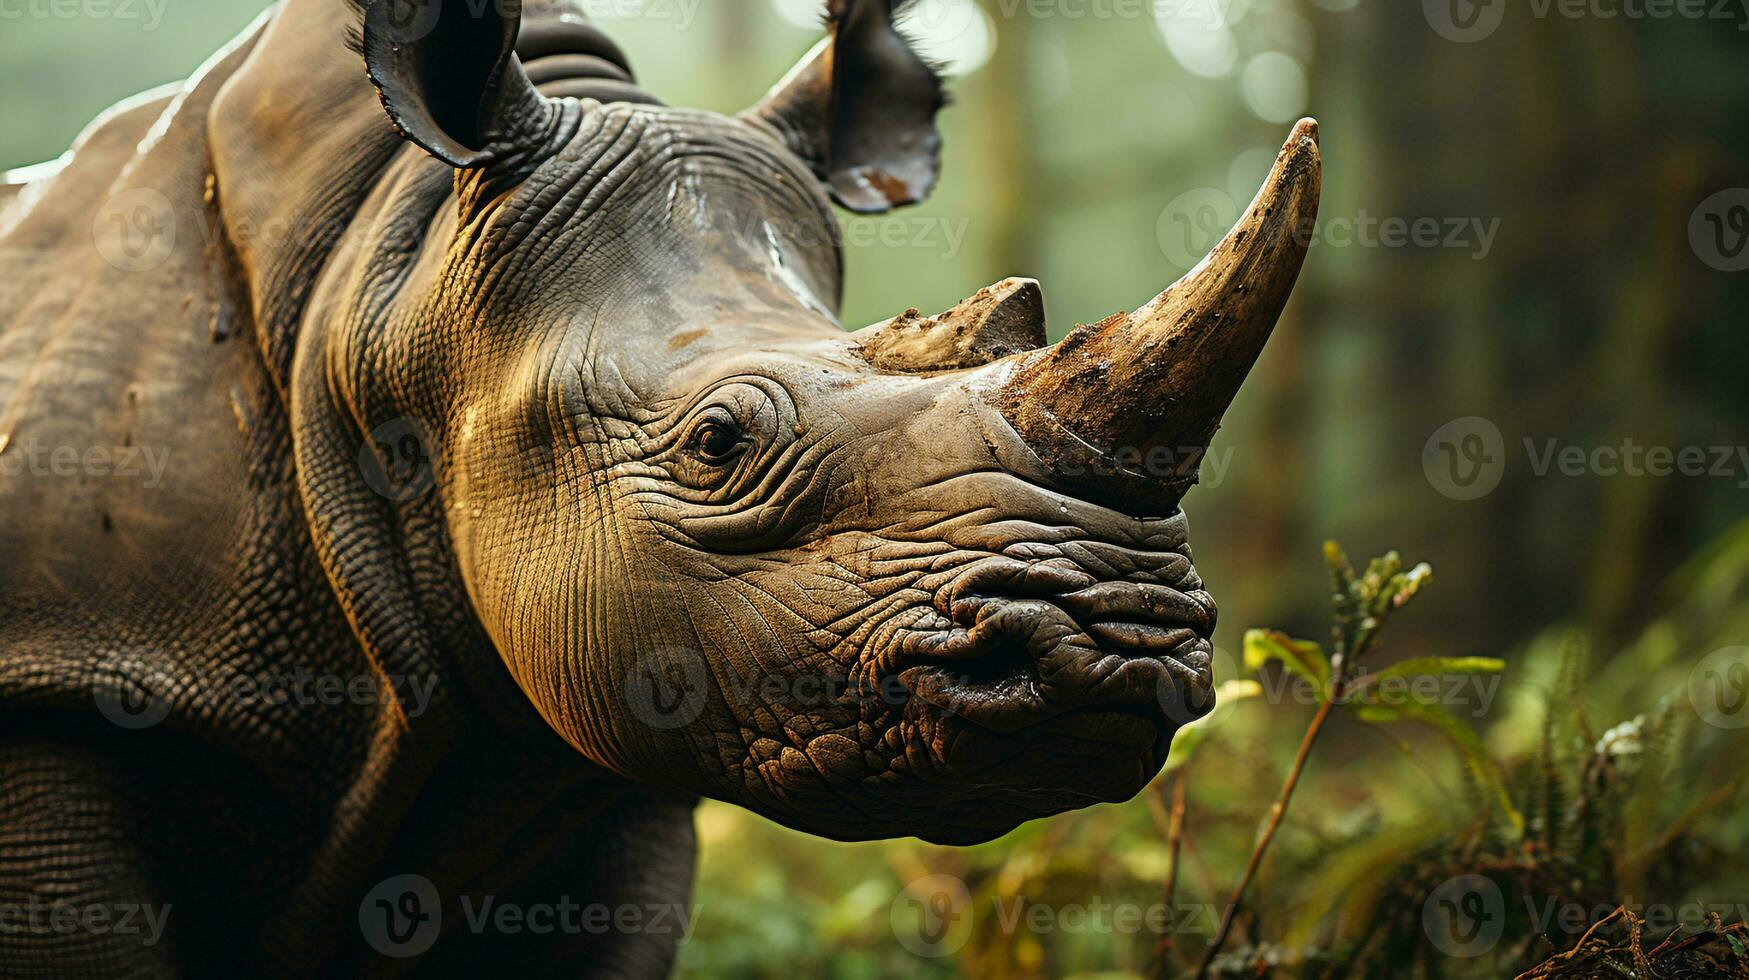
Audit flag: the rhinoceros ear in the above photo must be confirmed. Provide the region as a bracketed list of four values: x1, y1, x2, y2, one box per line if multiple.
[362, 0, 557, 170]
[744, 0, 946, 213]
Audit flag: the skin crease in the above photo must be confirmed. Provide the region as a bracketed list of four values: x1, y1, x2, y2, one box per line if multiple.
[0, 0, 1312, 973]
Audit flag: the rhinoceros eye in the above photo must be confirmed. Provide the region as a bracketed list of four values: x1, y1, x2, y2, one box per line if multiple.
[687, 416, 746, 465]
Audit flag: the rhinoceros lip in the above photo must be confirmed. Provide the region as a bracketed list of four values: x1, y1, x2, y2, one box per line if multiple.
[884, 585, 1215, 737]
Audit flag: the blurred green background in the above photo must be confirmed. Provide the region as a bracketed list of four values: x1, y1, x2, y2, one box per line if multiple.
[7, 0, 1747, 975]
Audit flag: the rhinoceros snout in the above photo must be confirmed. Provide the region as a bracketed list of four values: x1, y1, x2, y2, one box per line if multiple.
[880, 565, 1217, 739]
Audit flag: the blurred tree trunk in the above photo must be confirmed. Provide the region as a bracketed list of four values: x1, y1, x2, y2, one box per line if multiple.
[982, 1, 1042, 294]
[1321, 2, 1749, 655]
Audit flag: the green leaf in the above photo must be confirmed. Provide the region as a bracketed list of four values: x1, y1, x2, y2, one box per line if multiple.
[1352, 705, 1401, 724]
[1355, 696, 1525, 835]
[1164, 680, 1261, 770]
[1371, 656, 1505, 680]
[1216, 678, 1265, 702]
[1243, 629, 1331, 697]
[1165, 724, 1205, 770]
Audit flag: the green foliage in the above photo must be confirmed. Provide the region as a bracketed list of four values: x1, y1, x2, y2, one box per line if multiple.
[1352, 696, 1524, 836]
[1370, 657, 1508, 680]
[1244, 544, 1522, 839]
[1168, 679, 1264, 772]
[1243, 630, 1331, 697]
[1322, 542, 1433, 678]
[1185, 538, 1749, 979]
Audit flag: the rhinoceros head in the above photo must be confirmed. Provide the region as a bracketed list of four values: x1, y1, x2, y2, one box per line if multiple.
[340, 0, 1318, 844]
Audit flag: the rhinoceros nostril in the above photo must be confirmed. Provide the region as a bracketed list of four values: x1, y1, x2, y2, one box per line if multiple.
[951, 634, 1035, 690]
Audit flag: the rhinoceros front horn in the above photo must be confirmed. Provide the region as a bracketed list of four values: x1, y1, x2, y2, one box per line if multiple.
[986, 118, 1322, 515]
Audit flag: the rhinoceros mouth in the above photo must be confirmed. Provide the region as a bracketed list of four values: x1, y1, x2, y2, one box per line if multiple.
[877, 577, 1216, 739]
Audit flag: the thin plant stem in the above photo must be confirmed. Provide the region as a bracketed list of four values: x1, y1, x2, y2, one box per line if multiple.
[1152, 768, 1190, 978]
[1196, 690, 1340, 979]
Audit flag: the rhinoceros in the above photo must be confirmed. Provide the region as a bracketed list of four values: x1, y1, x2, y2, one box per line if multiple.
[0, 0, 1319, 973]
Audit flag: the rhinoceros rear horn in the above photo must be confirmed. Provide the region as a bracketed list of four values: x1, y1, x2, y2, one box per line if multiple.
[743, 0, 946, 213]
[363, 0, 556, 171]
[853, 278, 1048, 372]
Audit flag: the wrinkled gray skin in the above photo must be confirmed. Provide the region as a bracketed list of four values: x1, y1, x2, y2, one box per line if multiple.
[0, 0, 1316, 974]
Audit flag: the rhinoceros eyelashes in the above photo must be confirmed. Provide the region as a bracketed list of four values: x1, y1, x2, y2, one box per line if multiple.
[685, 413, 748, 467]
[659, 382, 787, 494]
